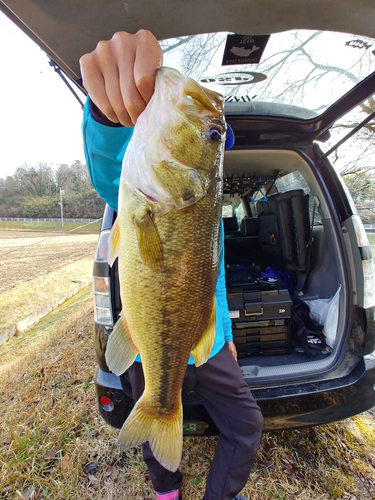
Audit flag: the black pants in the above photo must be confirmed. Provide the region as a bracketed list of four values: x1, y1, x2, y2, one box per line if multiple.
[128, 343, 263, 500]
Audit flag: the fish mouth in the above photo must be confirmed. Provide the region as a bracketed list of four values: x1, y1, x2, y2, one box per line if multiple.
[158, 67, 223, 115]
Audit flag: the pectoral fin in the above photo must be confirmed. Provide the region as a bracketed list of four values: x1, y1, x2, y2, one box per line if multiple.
[134, 210, 163, 271]
[108, 217, 121, 266]
[105, 313, 138, 376]
[192, 300, 216, 367]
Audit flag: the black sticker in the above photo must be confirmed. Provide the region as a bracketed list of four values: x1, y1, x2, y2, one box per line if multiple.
[345, 39, 372, 50]
[222, 34, 270, 66]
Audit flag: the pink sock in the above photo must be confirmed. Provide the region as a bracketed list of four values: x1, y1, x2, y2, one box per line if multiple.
[156, 490, 179, 500]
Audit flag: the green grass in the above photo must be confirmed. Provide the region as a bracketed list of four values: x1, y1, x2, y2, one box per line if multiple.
[0, 220, 101, 234]
[367, 232, 375, 247]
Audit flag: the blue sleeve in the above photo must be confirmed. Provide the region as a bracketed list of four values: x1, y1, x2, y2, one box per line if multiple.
[81, 97, 133, 212]
[216, 221, 233, 342]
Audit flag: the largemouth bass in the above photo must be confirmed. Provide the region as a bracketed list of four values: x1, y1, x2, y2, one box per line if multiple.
[106, 67, 226, 472]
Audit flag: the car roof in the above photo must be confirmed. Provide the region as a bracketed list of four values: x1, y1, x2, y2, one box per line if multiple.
[1, 0, 375, 85]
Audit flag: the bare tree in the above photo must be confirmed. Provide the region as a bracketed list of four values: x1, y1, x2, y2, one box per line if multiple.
[13, 163, 55, 197]
[161, 30, 375, 218]
[56, 160, 91, 194]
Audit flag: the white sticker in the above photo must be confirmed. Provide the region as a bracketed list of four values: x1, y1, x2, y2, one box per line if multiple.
[229, 310, 240, 319]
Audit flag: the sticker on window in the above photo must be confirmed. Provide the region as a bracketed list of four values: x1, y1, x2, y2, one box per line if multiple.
[229, 310, 240, 319]
[222, 34, 270, 66]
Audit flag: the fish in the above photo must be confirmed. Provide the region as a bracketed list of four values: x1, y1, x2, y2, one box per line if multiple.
[105, 67, 226, 472]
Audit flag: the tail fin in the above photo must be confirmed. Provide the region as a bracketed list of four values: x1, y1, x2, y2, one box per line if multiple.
[118, 395, 183, 472]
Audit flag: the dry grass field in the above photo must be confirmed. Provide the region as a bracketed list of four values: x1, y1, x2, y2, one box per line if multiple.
[0, 226, 98, 344]
[0, 222, 374, 499]
[0, 231, 97, 293]
[0, 220, 102, 234]
[0, 289, 374, 500]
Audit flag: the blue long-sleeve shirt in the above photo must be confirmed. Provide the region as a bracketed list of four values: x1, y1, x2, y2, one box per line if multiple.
[82, 97, 233, 364]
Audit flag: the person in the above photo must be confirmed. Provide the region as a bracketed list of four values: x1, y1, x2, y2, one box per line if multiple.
[80, 29, 263, 500]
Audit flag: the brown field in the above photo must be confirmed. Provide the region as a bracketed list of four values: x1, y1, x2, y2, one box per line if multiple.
[0, 225, 374, 499]
[1, 289, 375, 500]
[0, 229, 98, 342]
[0, 231, 98, 293]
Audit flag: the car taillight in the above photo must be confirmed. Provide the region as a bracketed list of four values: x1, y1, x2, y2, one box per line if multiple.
[93, 277, 113, 326]
[351, 215, 375, 309]
[93, 229, 114, 326]
[95, 229, 110, 261]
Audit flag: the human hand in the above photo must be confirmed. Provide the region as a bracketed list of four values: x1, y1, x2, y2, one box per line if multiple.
[79, 30, 163, 127]
[227, 341, 238, 361]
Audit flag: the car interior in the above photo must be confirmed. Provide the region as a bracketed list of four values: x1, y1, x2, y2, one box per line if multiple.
[221, 148, 347, 382]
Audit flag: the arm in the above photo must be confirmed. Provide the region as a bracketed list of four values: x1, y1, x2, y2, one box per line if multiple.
[216, 222, 237, 359]
[82, 98, 133, 211]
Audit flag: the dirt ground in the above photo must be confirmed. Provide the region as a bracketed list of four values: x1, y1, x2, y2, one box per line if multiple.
[0, 231, 98, 294]
[0, 230, 55, 239]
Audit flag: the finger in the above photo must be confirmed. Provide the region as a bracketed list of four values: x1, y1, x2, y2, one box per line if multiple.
[103, 66, 134, 127]
[92, 40, 135, 127]
[85, 72, 120, 124]
[118, 57, 147, 125]
[230, 343, 238, 361]
[133, 30, 163, 105]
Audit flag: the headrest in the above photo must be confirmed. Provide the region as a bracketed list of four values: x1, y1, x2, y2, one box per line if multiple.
[223, 217, 239, 233]
[240, 217, 258, 236]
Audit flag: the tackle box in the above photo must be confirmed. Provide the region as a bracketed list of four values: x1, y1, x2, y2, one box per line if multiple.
[227, 288, 293, 357]
[225, 263, 261, 287]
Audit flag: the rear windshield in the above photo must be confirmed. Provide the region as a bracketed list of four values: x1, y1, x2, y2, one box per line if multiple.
[162, 30, 375, 119]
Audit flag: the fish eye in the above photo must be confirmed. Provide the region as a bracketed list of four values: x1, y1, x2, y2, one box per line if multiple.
[207, 127, 222, 142]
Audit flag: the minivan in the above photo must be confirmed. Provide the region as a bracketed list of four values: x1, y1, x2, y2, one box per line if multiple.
[3, 0, 375, 435]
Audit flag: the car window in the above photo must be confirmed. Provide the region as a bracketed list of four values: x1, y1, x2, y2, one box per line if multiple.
[234, 201, 245, 225]
[319, 100, 375, 225]
[222, 205, 233, 218]
[247, 186, 267, 218]
[275, 171, 310, 193]
[162, 30, 375, 119]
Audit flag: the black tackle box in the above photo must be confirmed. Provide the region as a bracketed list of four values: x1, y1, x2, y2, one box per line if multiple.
[227, 288, 293, 357]
[225, 263, 261, 287]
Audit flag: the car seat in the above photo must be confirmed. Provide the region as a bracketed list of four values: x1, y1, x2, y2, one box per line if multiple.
[256, 189, 311, 272]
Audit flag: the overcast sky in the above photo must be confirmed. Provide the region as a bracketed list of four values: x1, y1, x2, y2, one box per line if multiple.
[2, 13, 373, 181]
[0, 12, 86, 179]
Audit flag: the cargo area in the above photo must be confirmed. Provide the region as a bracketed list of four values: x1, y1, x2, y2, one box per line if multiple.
[222, 149, 348, 383]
